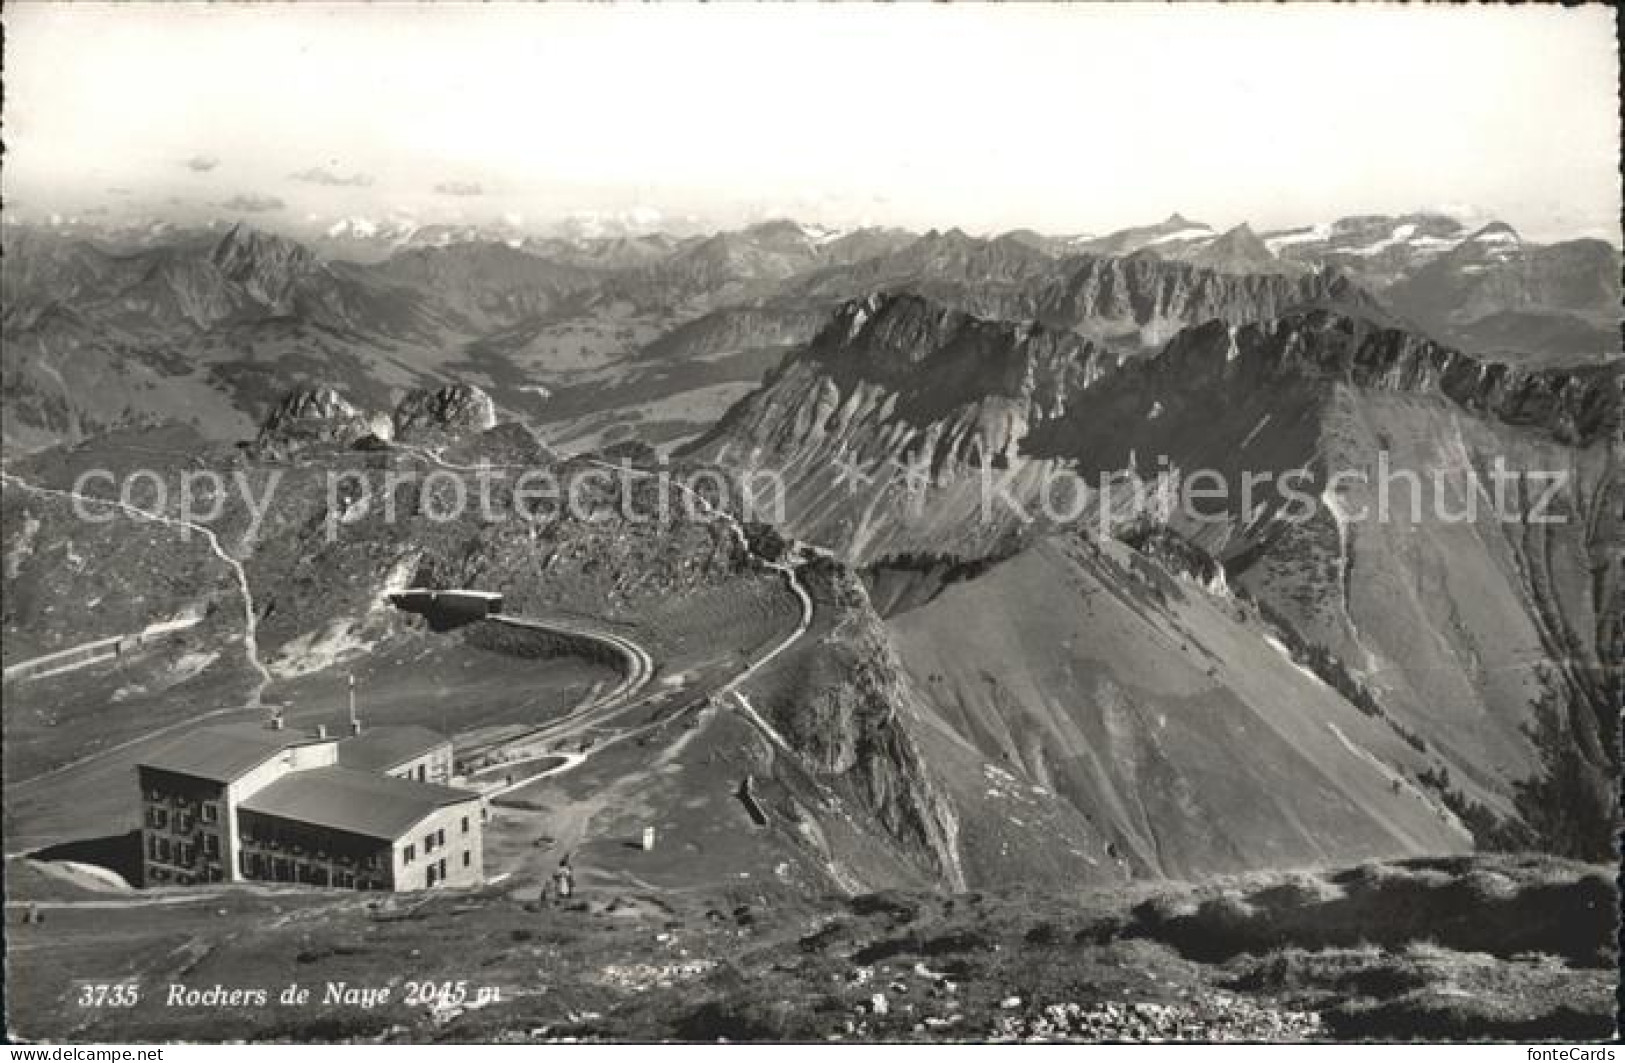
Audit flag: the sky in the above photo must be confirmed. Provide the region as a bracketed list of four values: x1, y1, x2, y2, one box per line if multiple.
[4, 3, 1620, 241]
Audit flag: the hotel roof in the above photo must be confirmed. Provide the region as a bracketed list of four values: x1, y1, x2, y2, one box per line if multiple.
[337, 725, 449, 774]
[239, 766, 479, 841]
[138, 723, 329, 785]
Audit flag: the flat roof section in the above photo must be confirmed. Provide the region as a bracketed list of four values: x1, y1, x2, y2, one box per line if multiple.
[138, 723, 331, 786]
[239, 766, 480, 841]
[337, 725, 449, 774]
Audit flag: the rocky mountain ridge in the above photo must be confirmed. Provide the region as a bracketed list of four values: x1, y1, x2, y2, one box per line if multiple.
[685, 291, 1621, 863]
[1040, 310, 1624, 452]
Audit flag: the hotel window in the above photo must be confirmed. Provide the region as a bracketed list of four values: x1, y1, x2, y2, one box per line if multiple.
[157, 838, 172, 863]
[436, 829, 445, 848]
[462, 850, 470, 868]
[424, 832, 435, 852]
[201, 803, 218, 824]
[203, 834, 220, 858]
[404, 844, 415, 864]
[461, 816, 470, 834]
[148, 807, 168, 830]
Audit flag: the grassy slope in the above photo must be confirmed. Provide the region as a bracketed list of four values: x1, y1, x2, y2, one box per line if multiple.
[887, 535, 1470, 885]
[1240, 387, 1620, 813]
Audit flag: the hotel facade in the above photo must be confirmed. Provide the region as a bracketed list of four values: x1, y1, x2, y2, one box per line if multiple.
[137, 720, 484, 892]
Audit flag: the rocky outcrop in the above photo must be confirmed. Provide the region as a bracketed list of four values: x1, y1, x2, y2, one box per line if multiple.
[753, 560, 965, 888]
[693, 293, 1116, 480]
[257, 386, 383, 448]
[1117, 524, 1229, 596]
[392, 383, 498, 439]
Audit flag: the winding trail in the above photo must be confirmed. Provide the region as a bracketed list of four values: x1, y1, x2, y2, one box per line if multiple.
[587, 454, 815, 694]
[1, 471, 273, 706]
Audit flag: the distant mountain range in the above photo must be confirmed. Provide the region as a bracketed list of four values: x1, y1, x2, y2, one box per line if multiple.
[2, 209, 1617, 451]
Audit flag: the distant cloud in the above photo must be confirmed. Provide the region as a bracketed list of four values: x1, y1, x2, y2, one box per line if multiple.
[289, 166, 374, 187]
[184, 155, 220, 173]
[220, 193, 286, 213]
[434, 180, 484, 197]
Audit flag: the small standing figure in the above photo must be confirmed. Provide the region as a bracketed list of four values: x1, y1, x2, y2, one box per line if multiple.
[553, 853, 574, 901]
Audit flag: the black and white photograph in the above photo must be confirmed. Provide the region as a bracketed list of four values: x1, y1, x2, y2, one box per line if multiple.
[1, 2, 1621, 1050]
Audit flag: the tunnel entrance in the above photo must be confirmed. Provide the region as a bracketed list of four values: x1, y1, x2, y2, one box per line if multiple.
[388, 588, 505, 632]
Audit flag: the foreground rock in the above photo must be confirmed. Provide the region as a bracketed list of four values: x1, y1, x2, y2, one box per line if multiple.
[393, 383, 498, 439]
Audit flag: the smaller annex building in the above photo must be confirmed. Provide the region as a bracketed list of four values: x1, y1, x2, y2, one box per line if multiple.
[136, 719, 483, 892]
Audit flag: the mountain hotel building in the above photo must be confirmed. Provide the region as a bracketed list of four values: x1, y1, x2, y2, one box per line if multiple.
[136, 720, 484, 892]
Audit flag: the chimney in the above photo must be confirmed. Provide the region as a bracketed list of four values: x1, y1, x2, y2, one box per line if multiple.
[347, 674, 362, 736]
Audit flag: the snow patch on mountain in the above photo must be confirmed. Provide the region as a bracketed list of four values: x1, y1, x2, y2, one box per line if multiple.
[1264, 222, 1333, 251]
[1144, 226, 1215, 246]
